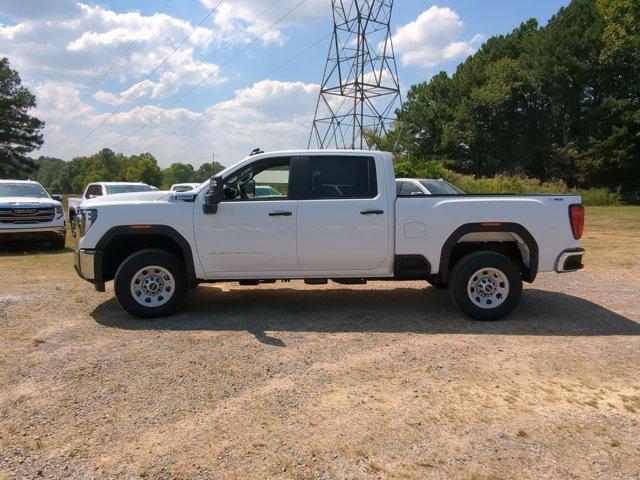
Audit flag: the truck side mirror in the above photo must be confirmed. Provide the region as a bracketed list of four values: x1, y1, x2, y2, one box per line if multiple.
[51, 194, 63, 202]
[203, 175, 223, 214]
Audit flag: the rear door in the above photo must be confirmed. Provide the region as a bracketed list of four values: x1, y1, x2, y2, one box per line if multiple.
[296, 154, 390, 271]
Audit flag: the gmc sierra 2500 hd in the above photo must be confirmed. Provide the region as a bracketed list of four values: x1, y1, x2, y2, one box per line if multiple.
[74, 150, 585, 320]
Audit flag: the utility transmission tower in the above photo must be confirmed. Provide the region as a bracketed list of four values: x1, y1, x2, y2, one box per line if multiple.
[308, 0, 401, 150]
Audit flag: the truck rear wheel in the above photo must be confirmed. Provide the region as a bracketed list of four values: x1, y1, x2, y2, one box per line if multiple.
[114, 249, 187, 319]
[449, 251, 522, 321]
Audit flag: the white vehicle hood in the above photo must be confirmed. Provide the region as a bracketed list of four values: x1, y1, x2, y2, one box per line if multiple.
[81, 191, 171, 207]
[0, 197, 60, 207]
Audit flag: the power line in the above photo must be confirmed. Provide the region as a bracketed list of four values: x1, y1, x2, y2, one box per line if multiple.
[63, 0, 225, 159]
[135, 31, 331, 155]
[112, 0, 305, 150]
[81, 0, 175, 102]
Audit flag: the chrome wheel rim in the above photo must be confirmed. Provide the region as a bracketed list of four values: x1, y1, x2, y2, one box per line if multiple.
[467, 267, 509, 309]
[130, 266, 175, 307]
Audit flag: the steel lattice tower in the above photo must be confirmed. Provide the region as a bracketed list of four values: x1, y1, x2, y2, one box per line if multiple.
[308, 0, 401, 150]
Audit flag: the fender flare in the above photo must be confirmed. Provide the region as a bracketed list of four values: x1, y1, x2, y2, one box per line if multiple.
[95, 225, 197, 285]
[439, 222, 539, 283]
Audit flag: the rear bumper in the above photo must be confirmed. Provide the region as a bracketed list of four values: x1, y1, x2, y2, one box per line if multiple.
[0, 225, 66, 242]
[555, 248, 585, 273]
[74, 249, 105, 292]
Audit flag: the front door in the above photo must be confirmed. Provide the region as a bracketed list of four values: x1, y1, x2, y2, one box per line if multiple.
[194, 156, 300, 276]
[296, 154, 390, 271]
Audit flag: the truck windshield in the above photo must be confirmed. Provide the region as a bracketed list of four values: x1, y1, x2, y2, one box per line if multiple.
[0, 183, 49, 198]
[105, 185, 154, 194]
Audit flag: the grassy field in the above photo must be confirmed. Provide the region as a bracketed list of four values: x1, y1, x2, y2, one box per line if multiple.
[0, 206, 639, 479]
[583, 206, 640, 268]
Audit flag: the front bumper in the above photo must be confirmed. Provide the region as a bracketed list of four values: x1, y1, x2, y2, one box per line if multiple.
[555, 248, 585, 273]
[74, 249, 105, 292]
[0, 225, 66, 242]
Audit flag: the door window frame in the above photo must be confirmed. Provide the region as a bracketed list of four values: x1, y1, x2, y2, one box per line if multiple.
[220, 156, 299, 202]
[298, 155, 378, 200]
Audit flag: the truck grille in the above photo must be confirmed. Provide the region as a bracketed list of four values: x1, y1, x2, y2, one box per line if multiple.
[0, 207, 56, 224]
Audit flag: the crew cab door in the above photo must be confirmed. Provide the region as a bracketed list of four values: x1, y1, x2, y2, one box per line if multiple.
[296, 154, 390, 271]
[194, 155, 300, 275]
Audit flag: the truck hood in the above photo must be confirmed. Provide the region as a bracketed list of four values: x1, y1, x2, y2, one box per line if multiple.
[0, 197, 61, 207]
[81, 190, 171, 207]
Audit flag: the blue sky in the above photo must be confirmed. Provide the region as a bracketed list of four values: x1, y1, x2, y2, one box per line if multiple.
[0, 0, 570, 167]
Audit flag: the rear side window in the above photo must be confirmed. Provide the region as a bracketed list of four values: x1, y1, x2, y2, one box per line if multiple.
[301, 156, 377, 199]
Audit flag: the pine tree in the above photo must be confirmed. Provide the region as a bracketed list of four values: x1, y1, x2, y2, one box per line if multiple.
[0, 57, 44, 177]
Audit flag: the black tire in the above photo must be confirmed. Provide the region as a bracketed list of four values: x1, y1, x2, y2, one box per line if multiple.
[51, 234, 66, 250]
[427, 278, 448, 289]
[114, 249, 187, 319]
[448, 251, 522, 321]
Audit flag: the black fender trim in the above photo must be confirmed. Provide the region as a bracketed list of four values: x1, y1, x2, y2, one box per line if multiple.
[439, 223, 539, 283]
[394, 254, 432, 280]
[95, 225, 197, 285]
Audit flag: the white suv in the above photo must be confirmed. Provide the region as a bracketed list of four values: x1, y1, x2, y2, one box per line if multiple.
[0, 180, 66, 249]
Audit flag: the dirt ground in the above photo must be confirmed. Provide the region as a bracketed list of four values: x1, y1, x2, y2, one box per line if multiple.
[1, 207, 639, 479]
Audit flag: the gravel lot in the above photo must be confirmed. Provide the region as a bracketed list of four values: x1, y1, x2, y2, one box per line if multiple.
[1, 207, 639, 479]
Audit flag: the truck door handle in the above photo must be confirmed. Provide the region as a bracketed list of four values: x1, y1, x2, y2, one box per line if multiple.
[360, 210, 384, 215]
[269, 211, 293, 217]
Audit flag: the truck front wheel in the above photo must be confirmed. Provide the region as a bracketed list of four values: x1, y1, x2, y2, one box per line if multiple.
[449, 251, 522, 321]
[114, 249, 187, 319]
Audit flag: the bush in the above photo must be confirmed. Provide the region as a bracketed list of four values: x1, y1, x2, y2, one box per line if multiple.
[394, 159, 621, 206]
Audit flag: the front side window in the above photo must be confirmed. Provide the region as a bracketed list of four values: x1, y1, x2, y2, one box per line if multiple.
[0, 183, 49, 198]
[302, 156, 377, 199]
[222, 157, 291, 201]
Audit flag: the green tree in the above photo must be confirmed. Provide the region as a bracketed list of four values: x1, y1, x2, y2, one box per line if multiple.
[161, 162, 196, 188]
[385, 0, 639, 197]
[0, 57, 44, 177]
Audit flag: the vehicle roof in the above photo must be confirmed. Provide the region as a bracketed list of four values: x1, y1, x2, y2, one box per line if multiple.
[89, 182, 149, 186]
[171, 183, 200, 186]
[0, 179, 42, 184]
[251, 149, 389, 157]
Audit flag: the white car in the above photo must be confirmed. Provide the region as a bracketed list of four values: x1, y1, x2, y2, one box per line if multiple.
[67, 182, 156, 236]
[0, 180, 66, 249]
[170, 183, 201, 193]
[396, 178, 465, 196]
[73, 149, 585, 321]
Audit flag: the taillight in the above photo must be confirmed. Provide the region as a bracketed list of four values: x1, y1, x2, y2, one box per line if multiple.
[569, 204, 585, 240]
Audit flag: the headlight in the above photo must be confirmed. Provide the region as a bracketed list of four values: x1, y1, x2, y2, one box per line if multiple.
[79, 208, 98, 236]
[55, 204, 64, 219]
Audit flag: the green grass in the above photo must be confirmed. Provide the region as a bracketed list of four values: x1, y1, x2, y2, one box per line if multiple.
[583, 206, 640, 268]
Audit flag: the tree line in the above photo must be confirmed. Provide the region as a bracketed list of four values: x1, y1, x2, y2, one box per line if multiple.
[1, 0, 638, 200]
[32, 150, 225, 193]
[375, 0, 639, 201]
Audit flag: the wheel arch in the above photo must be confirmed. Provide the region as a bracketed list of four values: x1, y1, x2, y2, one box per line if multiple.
[95, 225, 197, 286]
[439, 223, 539, 284]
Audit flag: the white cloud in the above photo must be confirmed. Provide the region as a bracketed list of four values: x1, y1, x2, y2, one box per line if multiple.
[31, 79, 319, 168]
[0, 3, 219, 89]
[202, 0, 328, 46]
[391, 6, 483, 68]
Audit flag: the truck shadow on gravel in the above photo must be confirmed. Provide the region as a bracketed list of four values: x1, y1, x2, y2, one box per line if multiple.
[91, 286, 640, 345]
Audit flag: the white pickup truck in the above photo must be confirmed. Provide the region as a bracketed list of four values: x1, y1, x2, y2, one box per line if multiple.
[73, 150, 585, 321]
[0, 180, 66, 249]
